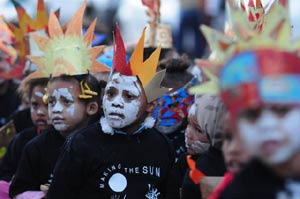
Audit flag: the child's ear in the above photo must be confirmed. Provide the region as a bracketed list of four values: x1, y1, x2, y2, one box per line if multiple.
[146, 100, 158, 114]
[86, 102, 99, 116]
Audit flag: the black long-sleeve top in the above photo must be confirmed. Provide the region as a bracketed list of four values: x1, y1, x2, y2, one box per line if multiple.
[47, 123, 179, 199]
[9, 128, 65, 197]
[0, 127, 37, 182]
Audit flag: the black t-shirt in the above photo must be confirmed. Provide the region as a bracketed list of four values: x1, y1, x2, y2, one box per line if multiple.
[181, 146, 226, 199]
[0, 127, 37, 182]
[219, 159, 286, 199]
[47, 123, 179, 199]
[9, 128, 65, 197]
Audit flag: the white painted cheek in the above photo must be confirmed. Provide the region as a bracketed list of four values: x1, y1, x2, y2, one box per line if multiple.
[272, 108, 300, 163]
[122, 99, 141, 125]
[66, 104, 76, 118]
[238, 119, 262, 156]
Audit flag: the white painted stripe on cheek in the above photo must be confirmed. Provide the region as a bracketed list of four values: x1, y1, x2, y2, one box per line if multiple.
[66, 104, 75, 117]
[34, 91, 44, 98]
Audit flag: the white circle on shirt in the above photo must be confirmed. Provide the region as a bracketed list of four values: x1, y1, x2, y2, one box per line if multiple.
[108, 173, 127, 192]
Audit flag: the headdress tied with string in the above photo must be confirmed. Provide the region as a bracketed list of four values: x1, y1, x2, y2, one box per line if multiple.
[112, 24, 169, 102]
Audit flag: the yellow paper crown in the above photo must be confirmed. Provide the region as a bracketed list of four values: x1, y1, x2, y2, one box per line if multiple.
[27, 1, 109, 80]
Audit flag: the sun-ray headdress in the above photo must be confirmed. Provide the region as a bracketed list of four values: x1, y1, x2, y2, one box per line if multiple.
[141, 0, 172, 48]
[27, 1, 109, 79]
[112, 24, 169, 102]
[22, 1, 109, 101]
[190, 0, 299, 95]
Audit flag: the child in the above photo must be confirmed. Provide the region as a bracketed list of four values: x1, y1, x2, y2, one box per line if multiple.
[218, 49, 300, 199]
[153, 55, 198, 160]
[181, 94, 226, 199]
[185, 99, 210, 156]
[0, 78, 50, 183]
[8, 2, 108, 198]
[47, 25, 179, 199]
[208, 114, 250, 199]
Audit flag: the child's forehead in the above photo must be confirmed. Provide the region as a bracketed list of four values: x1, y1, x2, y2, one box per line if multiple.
[49, 79, 79, 89]
[48, 79, 81, 96]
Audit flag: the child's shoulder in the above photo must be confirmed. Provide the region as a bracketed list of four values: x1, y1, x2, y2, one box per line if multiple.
[145, 128, 174, 148]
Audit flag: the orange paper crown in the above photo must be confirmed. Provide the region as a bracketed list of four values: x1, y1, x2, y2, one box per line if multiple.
[112, 24, 169, 102]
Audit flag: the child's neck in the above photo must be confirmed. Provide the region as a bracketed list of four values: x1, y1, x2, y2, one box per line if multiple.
[121, 115, 148, 135]
[59, 120, 89, 138]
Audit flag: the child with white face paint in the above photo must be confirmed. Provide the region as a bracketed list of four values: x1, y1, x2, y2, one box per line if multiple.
[47, 26, 180, 199]
[217, 49, 300, 199]
[181, 94, 227, 199]
[47, 75, 99, 137]
[9, 74, 101, 198]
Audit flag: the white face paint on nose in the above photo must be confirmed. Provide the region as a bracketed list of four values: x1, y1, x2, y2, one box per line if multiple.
[52, 101, 63, 112]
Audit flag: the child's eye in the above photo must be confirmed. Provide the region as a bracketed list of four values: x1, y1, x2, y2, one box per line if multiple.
[63, 99, 73, 106]
[123, 91, 137, 101]
[48, 98, 55, 106]
[31, 102, 39, 109]
[106, 90, 115, 98]
[126, 94, 135, 100]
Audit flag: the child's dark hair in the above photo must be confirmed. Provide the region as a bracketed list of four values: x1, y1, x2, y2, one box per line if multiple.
[49, 74, 102, 106]
[158, 54, 193, 88]
[28, 78, 49, 98]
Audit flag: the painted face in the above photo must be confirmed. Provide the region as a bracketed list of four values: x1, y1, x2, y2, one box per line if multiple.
[30, 85, 51, 131]
[185, 104, 209, 155]
[103, 73, 146, 129]
[48, 80, 87, 136]
[237, 106, 300, 165]
[222, 123, 250, 174]
[153, 77, 197, 134]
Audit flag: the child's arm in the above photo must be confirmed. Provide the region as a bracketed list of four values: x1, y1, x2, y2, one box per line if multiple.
[9, 142, 41, 197]
[0, 136, 18, 182]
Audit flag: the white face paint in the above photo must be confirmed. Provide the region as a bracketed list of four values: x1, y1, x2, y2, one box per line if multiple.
[103, 73, 142, 129]
[34, 91, 44, 98]
[48, 88, 75, 132]
[238, 108, 300, 165]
